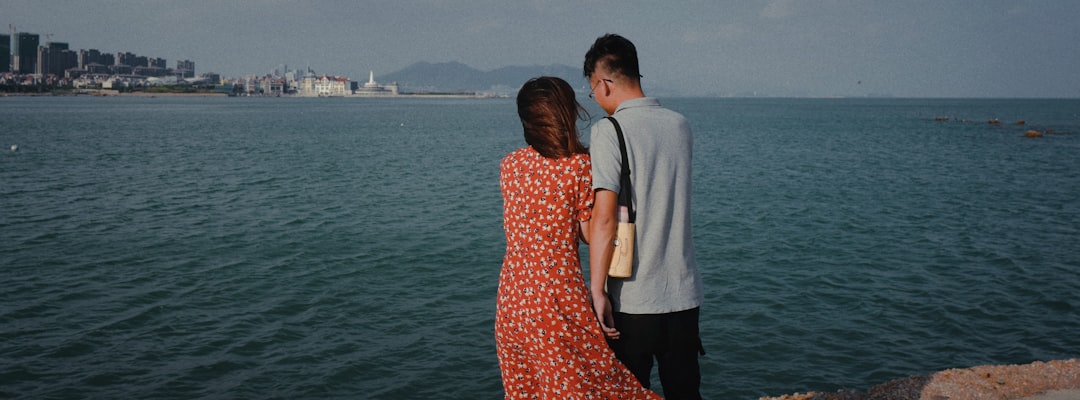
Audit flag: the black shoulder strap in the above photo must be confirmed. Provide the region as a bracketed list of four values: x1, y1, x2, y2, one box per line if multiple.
[605, 116, 636, 223]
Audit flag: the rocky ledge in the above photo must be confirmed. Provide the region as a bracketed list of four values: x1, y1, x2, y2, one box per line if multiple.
[760, 359, 1080, 400]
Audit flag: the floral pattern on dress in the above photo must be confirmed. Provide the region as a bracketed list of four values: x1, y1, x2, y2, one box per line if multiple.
[496, 146, 658, 399]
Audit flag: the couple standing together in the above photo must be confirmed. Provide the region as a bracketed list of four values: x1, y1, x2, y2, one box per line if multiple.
[497, 34, 704, 399]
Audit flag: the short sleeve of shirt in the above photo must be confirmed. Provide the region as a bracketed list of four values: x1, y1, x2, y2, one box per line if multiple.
[576, 154, 594, 222]
[589, 118, 622, 194]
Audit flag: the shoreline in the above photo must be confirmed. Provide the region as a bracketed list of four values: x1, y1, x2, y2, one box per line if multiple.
[760, 359, 1080, 400]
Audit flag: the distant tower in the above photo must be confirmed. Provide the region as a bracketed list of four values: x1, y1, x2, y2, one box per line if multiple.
[364, 70, 380, 89]
[14, 32, 39, 74]
[0, 33, 10, 73]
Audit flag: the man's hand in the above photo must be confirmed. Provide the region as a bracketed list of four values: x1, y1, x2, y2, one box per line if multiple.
[593, 293, 620, 339]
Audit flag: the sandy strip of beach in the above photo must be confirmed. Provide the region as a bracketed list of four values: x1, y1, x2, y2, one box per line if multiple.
[760, 358, 1079, 400]
[115, 91, 228, 97]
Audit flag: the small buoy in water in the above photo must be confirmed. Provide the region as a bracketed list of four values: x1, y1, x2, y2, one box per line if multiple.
[1024, 130, 1043, 138]
[9, 145, 16, 152]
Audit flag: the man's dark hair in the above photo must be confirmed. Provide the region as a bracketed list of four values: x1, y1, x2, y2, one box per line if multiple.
[583, 33, 642, 81]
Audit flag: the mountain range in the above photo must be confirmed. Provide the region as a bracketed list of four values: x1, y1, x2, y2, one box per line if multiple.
[376, 61, 583, 95]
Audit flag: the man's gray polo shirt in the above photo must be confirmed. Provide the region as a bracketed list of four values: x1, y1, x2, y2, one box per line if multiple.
[590, 97, 704, 314]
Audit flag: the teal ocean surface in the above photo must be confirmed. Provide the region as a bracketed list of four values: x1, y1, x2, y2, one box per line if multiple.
[2, 96, 1078, 399]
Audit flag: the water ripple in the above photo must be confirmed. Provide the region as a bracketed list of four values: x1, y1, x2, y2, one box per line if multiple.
[1, 97, 1077, 399]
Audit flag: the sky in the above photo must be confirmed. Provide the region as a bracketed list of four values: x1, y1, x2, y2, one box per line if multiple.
[4, 0, 1079, 98]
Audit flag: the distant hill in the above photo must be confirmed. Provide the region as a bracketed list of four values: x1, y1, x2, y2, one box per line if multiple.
[377, 62, 581, 95]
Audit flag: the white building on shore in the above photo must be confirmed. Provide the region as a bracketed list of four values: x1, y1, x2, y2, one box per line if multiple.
[351, 70, 398, 96]
[296, 72, 351, 97]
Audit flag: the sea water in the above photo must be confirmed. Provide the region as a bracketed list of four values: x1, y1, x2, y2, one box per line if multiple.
[1, 96, 1077, 399]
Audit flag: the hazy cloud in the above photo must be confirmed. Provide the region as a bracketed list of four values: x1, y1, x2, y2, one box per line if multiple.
[760, 0, 798, 19]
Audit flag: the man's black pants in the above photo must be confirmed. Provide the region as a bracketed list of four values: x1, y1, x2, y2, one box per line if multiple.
[609, 307, 703, 400]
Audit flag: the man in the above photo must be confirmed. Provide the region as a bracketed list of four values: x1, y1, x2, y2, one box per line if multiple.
[585, 33, 705, 400]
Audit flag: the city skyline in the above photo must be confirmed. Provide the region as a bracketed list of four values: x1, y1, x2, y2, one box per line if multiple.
[2, 30, 196, 79]
[4, 1, 1080, 98]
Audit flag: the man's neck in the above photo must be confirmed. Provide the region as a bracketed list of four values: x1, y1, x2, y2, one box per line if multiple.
[607, 88, 646, 115]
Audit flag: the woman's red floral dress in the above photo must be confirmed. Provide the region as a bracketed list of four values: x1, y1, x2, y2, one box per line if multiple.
[497, 147, 657, 399]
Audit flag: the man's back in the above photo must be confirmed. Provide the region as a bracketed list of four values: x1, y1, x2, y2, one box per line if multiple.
[589, 97, 703, 314]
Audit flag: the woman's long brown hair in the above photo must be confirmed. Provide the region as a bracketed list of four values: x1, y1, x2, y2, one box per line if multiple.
[516, 77, 589, 159]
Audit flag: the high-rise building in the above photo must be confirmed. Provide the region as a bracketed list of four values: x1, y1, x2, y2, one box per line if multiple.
[14, 32, 39, 74]
[116, 51, 136, 67]
[79, 49, 101, 69]
[37, 42, 77, 76]
[176, 59, 194, 78]
[0, 34, 10, 73]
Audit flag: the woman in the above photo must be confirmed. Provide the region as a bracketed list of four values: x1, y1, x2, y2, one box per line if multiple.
[496, 77, 658, 399]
